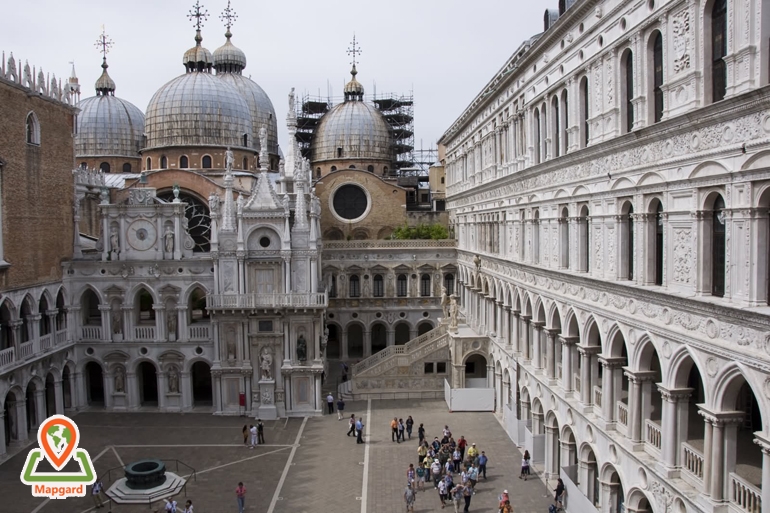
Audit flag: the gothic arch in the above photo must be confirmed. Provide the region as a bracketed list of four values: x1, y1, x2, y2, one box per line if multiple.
[547, 302, 562, 331]
[126, 283, 159, 305]
[582, 315, 601, 346]
[2, 386, 24, 409]
[75, 357, 105, 374]
[181, 282, 210, 304]
[129, 357, 159, 374]
[625, 488, 654, 511]
[632, 334, 661, 372]
[667, 345, 709, 401]
[25, 375, 44, 392]
[690, 160, 729, 179]
[605, 324, 628, 357]
[563, 308, 580, 336]
[38, 289, 54, 309]
[183, 356, 213, 373]
[713, 363, 765, 417]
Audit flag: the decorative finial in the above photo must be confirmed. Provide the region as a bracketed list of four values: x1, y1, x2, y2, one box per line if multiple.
[220, 0, 237, 35]
[94, 26, 113, 61]
[346, 33, 362, 75]
[188, 1, 209, 31]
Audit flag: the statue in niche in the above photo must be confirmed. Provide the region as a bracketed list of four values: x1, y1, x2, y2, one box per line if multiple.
[260, 347, 273, 381]
[114, 366, 125, 393]
[225, 147, 234, 172]
[449, 295, 459, 330]
[226, 328, 237, 359]
[110, 227, 120, 253]
[296, 334, 307, 362]
[473, 254, 481, 272]
[164, 227, 174, 254]
[362, 278, 370, 298]
[321, 326, 329, 356]
[167, 367, 179, 393]
[283, 194, 290, 214]
[279, 159, 285, 178]
[111, 309, 122, 334]
[208, 192, 220, 214]
[236, 193, 244, 216]
[441, 286, 449, 320]
[167, 312, 177, 339]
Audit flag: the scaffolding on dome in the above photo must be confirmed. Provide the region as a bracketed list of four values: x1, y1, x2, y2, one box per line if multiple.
[294, 91, 415, 173]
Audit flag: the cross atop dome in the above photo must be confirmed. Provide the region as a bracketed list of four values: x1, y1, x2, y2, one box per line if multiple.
[93, 27, 116, 96]
[188, 1, 209, 32]
[347, 34, 362, 74]
[94, 26, 113, 60]
[220, 0, 238, 33]
[344, 34, 364, 101]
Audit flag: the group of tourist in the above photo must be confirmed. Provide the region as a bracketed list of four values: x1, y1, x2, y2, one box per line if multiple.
[159, 498, 194, 513]
[241, 420, 265, 448]
[390, 415, 415, 442]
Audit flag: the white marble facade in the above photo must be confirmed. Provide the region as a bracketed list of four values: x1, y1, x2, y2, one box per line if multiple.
[441, 1, 770, 512]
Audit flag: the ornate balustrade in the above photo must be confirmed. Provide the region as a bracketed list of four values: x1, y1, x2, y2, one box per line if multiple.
[81, 326, 102, 340]
[40, 333, 53, 351]
[55, 329, 67, 345]
[207, 292, 327, 310]
[324, 240, 457, 250]
[0, 347, 14, 367]
[353, 324, 448, 376]
[574, 375, 581, 394]
[682, 442, 704, 482]
[188, 324, 210, 341]
[134, 326, 155, 340]
[730, 472, 761, 513]
[617, 401, 629, 426]
[645, 419, 662, 452]
[593, 386, 602, 408]
[18, 340, 34, 359]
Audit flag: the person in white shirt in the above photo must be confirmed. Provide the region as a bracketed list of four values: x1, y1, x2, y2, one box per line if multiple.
[164, 499, 177, 512]
[91, 480, 104, 508]
[183, 499, 193, 513]
[430, 459, 442, 488]
[326, 393, 334, 415]
[249, 424, 258, 448]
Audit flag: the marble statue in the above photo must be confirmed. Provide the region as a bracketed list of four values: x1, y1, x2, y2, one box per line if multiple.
[260, 347, 273, 380]
[296, 334, 307, 361]
[225, 147, 234, 172]
[279, 159, 285, 178]
[208, 192, 220, 214]
[110, 227, 120, 253]
[164, 227, 174, 254]
[236, 193, 244, 216]
[259, 126, 268, 154]
[473, 254, 481, 271]
[449, 295, 459, 330]
[441, 286, 449, 320]
[288, 87, 295, 112]
[321, 327, 329, 356]
[226, 328, 237, 359]
[111, 310, 122, 334]
[114, 366, 125, 392]
[167, 312, 177, 338]
[168, 367, 179, 393]
[283, 194, 290, 214]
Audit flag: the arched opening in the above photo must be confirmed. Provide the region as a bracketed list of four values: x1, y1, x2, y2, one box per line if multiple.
[578, 205, 590, 272]
[20, 297, 32, 344]
[673, 355, 706, 474]
[602, 466, 625, 513]
[545, 414, 561, 479]
[3, 390, 21, 448]
[38, 295, 50, 337]
[81, 289, 101, 326]
[710, 0, 728, 103]
[191, 361, 212, 406]
[559, 206, 570, 269]
[420, 274, 431, 297]
[188, 287, 209, 325]
[560, 89, 569, 155]
[85, 361, 104, 406]
[202, 155, 212, 169]
[638, 341, 664, 449]
[122, 162, 132, 173]
[417, 321, 433, 336]
[55, 290, 66, 331]
[160, 155, 167, 169]
[580, 445, 600, 506]
[135, 288, 155, 325]
[138, 362, 158, 406]
[394, 322, 410, 345]
[326, 325, 340, 358]
[62, 366, 72, 409]
[648, 199, 665, 286]
[621, 49, 635, 133]
[157, 190, 211, 252]
[711, 194, 727, 297]
[373, 274, 384, 297]
[444, 273, 455, 295]
[464, 353, 488, 388]
[347, 324, 364, 358]
[627, 491, 653, 513]
[45, 372, 56, 417]
[533, 209, 541, 264]
[650, 30, 664, 123]
[26, 112, 40, 145]
[551, 95, 560, 158]
[759, 188, 770, 305]
[561, 426, 577, 471]
[371, 323, 387, 353]
[331, 166, 337, 172]
[324, 228, 344, 241]
[579, 76, 589, 148]
[146, 157, 151, 170]
[620, 201, 634, 280]
[540, 103, 548, 161]
[349, 275, 360, 298]
[243, 157, 248, 170]
[179, 155, 189, 168]
[99, 162, 110, 173]
[397, 274, 408, 297]
[25, 382, 37, 432]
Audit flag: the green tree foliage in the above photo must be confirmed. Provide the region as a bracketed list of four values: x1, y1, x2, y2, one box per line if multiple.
[391, 223, 449, 240]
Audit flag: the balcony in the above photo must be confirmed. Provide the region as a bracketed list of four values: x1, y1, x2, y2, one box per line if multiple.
[207, 292, 327, 310]
[593, 386, 602, 408]
[0, 328, 68, 371]
[134, 326, 155, 340]
[574, 375, 581, 394]
[681, 442, 704, 486]
[188, 324, 211, 341]
[645, 419, 662, 454]
[616, 401, 629, 433]
[730, 472, 761, 513]
[81, 325, 102, 341]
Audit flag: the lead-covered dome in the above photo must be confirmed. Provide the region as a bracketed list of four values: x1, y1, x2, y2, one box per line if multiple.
[145, 68, 252, 150]
[75, 59, 144, 157]
[219, 74, 277, 155]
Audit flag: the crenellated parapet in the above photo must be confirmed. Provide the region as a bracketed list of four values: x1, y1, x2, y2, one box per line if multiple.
[1, 51, 79, 106]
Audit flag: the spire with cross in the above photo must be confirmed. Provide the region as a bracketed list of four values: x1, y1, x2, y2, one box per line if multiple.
[346, 34, 362, 75]
[93, 27, 116, 95]
[94, 26, 113, 61]
[220, 0, 237, 33]
[188, 1, 209, 32]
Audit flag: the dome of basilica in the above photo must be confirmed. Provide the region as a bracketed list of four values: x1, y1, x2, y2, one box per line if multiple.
[310, 67, 393, 163]
[75, 59, 145, 158]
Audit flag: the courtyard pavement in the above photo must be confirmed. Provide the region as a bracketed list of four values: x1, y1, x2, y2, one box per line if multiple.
[0, 401, 552, 513]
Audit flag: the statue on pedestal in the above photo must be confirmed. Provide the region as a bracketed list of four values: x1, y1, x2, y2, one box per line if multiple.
[164, 227, 174, 254]
[296, 334, 307, 362]
[441, 286, 449, 320]
[114, 366, 125, 393]
[260, 347, 273, 381]
[110, 227, 120, 254]
[167, 312, 177, 339]
[111, 310, 122, 335]
[167, 367, 179, 393]
[449, 295, 459, 331]
[225, 147, 234, 172]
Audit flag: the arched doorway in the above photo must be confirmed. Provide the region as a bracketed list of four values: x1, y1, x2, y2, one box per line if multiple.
[62, 366, 72, 409]
[85, 362, 104, 406]
[191, 361, 212, 407]
[601, 465, 625, 513]
[371, 323, 387, 354]
[394, 323, 410, 345]
[3, 389, 22, 450]
[25, 382, 37, 432]
[580, 445, 600, 507]
[45, 373, 56, 417]
[347, 324, 364, 359]
[138, 362, 158, 406]
[545, 412, 561, 479]
[326, 325, 340, 358]
[417, 321, 433, 336]
[464, 354, 488, 388]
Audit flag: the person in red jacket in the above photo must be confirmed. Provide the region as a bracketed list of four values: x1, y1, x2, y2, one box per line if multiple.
[457, 436, 468, 461]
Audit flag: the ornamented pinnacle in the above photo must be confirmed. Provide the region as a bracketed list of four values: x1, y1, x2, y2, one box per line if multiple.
[188, 1, 209, 31]
[347, 33, 362, 71]
[220, 0, 238, 34]
[94, 26, 113, 61]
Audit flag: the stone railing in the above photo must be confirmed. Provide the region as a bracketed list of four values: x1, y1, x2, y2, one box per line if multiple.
[188, 324, 210, 341]
[134, 326, 155, 340]
[730, 472, 761, 513]
[0, 328, 71, 371]
[40, 333, 53, 351]
[617, 401, 629, 426]
[324, 240, 457, 250]
[0, 346, 14, 367]
[645, 419, 662, 451]
[556, 363, 562, 380]
[207, 292, 327, 309]
[682, 442, 704, 482]
[55, 329, 67, 345]
[19, 340, 34, 359]
[593, 386, 602, 408]
[353, 324, 448, 376]
[81, 326, 102, 340]
[574, 375, 581, 394]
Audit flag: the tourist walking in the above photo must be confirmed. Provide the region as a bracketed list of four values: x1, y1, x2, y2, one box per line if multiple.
[452, 447, 462, 472]
[418, 423, 426, 444]
[234, 482, 246, 513]
[478, 451, 488, 479]
[467, 463, 478, 493]
[347, 414, 356, 436]
[241, 425, 248, 445]
[164, 499, 178, 512]
[183, 500, 193, 513]
[500, 499, 513, 513]
[520, 450, 531, 480]
[356, 417, 364, 444]
[450, 483, 465, 513]
[457, 436, 467, 460]
[326, 393, 334, 414]
[462, 480, 473, 512]
[418, 441, 428, 461]
[407, 463, 416, 486]
[91, 480, 104, 508]
[257, 419, 265, 444]
[404, 481, 417, 512]
[554, 477, 567, 507]
[431, 458, 442, 488]
[466, 442, 478, 463]
[406, 415, 414, 439]
[437, 477, 448, 508]
[391, 417, 399, 442]
[249, 424, 257, 448]
[398, 418, 406, 442]
[337, 398, 345, 420]
[415, 461, 427, 491]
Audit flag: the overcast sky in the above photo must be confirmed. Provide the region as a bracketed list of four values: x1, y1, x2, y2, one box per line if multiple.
[2, 0, 545, 152]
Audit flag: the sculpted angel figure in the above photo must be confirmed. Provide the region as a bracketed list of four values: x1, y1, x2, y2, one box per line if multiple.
[114, 366, 125, 392]
[449, 295, 459, 330]
[167, 367, 179, 393]
[208, 192, 220, 214]
[110, 227, 120, 253]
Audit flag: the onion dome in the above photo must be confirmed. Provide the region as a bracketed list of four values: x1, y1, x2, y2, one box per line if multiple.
[213, 29, 247, 73]
[144, 72, 252, 150]
[183, 30, 213, 72]
[75, 58, 144, 158]
[343, 64, 365, 100]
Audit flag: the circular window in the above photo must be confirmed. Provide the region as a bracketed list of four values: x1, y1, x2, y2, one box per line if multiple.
[399, 312, 406, 318]
[195, 346, 204, 355]
[140, 347, 149, 355]
[328, 313, 335, 319]
[620, 17, 627, 30]
[375, 312, 382, 318]
[259, 236, 271, 248]
[331, 184, 369, 222]
[85, 347, 94, 356]
[352, 313, 359, 318]
[422, 311, 430, 318]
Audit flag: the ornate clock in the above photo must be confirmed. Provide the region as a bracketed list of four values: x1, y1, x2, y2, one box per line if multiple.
[126, 219, 157, 251]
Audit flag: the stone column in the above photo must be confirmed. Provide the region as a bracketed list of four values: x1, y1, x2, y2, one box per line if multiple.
[545, 329, 557, 380]
[625, 371, 642, 442]
[0, 412, 5, 457]
[578, 347, 591, 405]
[544, 425, 557, 478]
[531, 321, 544, 371]
[342, 331, 349, 359]
[520, 315, 531, 361]
[126, 372, 139, 410]
[364, 330, 372, 357]
[387, 329, 395, 347]
[15, 400, 28, 441]
[598, 357, 625, 422]
[98, 304, 111, 343]
[153, 305, 166, 343]
[33, 389, 46, 429]
[502, 306, 511, 346]
[53, 379, 64, 414]
[157, 372, 166, 410]
[103, 370, 113, 410]
[75, 371, 87, 410]
[698, 407, 744, 501]
[181, 371, 192, 411]
[512, 310, 521, 354]
[177, 306, 188, 343]
[560, 336, 578, 392]
[657, 386, 692, 471]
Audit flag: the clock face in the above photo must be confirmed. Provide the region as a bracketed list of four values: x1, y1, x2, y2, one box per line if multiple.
[127, 219, 157, 251]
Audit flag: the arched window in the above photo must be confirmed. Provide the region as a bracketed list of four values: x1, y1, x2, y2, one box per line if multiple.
[160, 155, 167, 169]
[373, 274, 384, 297]
[541, 103, 548, 161]
[99, 162, 110, 173]
[397, 274, 408, 297]
[579, 206, 590, 272]
[552, 96, 560, 158]
[81, 289, 101, 326]
[654, 200, 664, 285]
[26, 112, 40, 145]
[519, 211, 526, 261]
[202, 155, 212, 169]
[420, 274, 431, 297]
[122, 163, 132, 173]
[136, 289, 155, 323]
[349, 275, 360, 298]
[560, 89, 569, 155]
[329, 275, 337, 298]
[711, 195, 726, 297]
[620, 202, 634, 280]
[383, 166, 389, 175]
[622, 50, 634, 133]
[651, 31, 664, 123]
[579, 77, 589, 148]
[337, 147, 343, 158]
[179, 155, 189, 168]
[188, 288, 209, 323]
[560, 206, 570, 268]
[444, 273, 455, 296]
[243, 134, 248, 147]
[146, 157, 151, 170]
[331, 166, 337, 172]
[711, 0, 728, 102]
[316, 167, 321, 178]
[80, 162, 88, 169]
[533, 108, 541, 164]
[533, 209, 540, 264]
[367, 165, 374, 172]
[242, 157, 248, 170]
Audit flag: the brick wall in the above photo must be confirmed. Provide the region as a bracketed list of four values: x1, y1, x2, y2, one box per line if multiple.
[0, 79, 76, 290]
